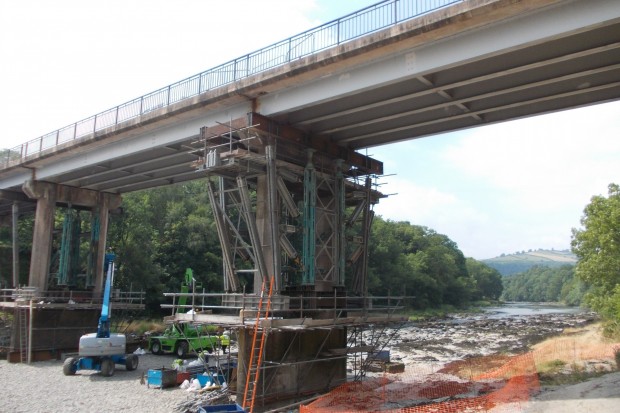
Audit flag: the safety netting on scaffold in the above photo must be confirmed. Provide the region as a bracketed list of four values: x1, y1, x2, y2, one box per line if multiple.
[300, 340, 620, 413]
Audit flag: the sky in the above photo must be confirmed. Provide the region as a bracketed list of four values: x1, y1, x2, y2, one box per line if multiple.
[1, 0, 619, 260]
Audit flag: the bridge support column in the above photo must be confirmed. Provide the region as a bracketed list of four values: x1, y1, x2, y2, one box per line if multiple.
[236, 326, 346, 406]
[93, 193, 113, 294]
[22, 180, 121, 292]
[255, 144, 280, 293]
[24, 182, 56, 291]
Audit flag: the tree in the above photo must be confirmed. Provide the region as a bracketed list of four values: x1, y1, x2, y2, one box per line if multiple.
[367, 218, 471, 309]
[571, 183, 620, 329]
[465, 258, 503, 301]
[500, 265, 582, 304]
[571, 183, 620, 289]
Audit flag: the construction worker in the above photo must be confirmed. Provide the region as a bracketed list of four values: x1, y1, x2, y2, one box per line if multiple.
[219, 330, 230, 354]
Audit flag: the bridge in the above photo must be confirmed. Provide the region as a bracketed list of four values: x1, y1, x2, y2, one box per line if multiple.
[0, 0, 618, 292]
[1, 0, 618, 401]
[1, 0, 619, 292]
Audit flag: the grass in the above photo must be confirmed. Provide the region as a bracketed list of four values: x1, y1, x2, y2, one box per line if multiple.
[538, 360, 609, 386]
[532, 322, 620, 386]
[115, 319, 165, 335]
[407, 307, 456, 321]
[405, 302, 496, 321]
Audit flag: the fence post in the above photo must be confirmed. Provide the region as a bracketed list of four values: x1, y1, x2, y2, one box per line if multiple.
[394, 0, 398, 24]
[337, 18, 341, 45]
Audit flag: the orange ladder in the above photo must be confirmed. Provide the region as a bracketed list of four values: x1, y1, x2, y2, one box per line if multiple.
[242, 276, 274, 413]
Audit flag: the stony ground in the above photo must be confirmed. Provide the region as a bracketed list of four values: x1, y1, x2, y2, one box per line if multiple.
[1, 309, 618, 412]
[389, 310, 600, 365]
[0, 352, 234, 413]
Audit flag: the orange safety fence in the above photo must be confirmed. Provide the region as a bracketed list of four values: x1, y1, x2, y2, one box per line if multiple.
[300, 340, 620, 413]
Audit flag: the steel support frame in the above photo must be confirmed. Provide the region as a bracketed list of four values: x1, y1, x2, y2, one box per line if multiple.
[196, 116, 379, 296]
[302, 150, 316, 286]
[206, 178, 240, 292]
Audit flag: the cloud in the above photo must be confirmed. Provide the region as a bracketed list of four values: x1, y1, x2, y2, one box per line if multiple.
[371, 101, 620, 259]
[0, 0, 321, 147]
[442, 102, 620, 213]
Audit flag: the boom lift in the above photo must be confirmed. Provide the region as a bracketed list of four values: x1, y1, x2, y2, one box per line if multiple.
[63, 252, 139, 377]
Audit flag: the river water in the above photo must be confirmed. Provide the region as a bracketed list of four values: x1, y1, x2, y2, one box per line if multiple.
[483, 302, 584, 319]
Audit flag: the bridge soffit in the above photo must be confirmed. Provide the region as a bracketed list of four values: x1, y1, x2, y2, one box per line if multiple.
[22, 180, 122, 210]
[198, 112, 383, 176]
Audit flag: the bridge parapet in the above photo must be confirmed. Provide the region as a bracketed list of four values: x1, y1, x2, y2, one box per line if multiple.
[1, 0, 462, 170]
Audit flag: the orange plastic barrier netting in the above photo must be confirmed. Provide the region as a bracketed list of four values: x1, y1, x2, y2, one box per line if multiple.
[300, 341, 620, 413]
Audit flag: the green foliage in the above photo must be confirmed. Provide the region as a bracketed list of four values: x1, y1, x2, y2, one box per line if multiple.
[107, 181, 223, 315]
[501, 265, 585, 304]
[367, 218, 493, 309]
[0, 214, 33, 287]
[1, 179, 502, 315]
[571, 183, 620, 329]
[572, 184, 620, 289]
[466, 258, 503, 301]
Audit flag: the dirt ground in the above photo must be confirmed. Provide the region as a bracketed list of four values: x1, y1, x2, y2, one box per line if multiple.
[520, 371, 620, 412]
[519, 323, 620, 412]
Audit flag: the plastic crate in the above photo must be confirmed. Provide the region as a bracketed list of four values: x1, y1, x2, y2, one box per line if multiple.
[147, 368, 177, 389]
[197, 404, 244, 413]
[176, 371, 191, 384]
[196, 373, 226, 387]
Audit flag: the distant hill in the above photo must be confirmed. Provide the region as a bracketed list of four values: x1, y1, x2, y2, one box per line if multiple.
[483, 249, 577, 276]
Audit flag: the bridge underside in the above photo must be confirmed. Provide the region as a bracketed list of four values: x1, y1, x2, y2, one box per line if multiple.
[266, 1, 620, 149]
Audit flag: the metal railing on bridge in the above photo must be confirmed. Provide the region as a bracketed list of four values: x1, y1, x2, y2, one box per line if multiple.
[1, 0, 461, 169]
[0, 287, 145, 308]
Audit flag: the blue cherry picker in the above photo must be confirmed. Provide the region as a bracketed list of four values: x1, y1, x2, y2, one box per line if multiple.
[63, 251, 139, 377]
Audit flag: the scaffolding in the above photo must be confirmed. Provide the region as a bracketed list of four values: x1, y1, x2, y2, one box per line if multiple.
[156, 112, 400, 406]
[161, 289, 408, 407]
[0, 287, 145, 362]
[192, 113, 385, 297]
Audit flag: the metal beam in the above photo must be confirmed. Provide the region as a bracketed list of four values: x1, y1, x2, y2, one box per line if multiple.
[249, 113, 383, 175]
[296, 42, 620, 127]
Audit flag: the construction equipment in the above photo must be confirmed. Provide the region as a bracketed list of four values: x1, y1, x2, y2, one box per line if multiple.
[62, 252, 139, 377]
[148, 268, 218, 358]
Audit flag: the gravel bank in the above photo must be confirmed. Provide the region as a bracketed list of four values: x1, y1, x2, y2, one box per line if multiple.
[0, 353, 232, 413]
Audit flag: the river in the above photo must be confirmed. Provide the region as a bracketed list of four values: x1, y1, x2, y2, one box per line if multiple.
[483, 302, 585, 319]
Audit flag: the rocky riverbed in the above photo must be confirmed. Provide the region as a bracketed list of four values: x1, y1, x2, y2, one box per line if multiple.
[388, 309, 599, 366]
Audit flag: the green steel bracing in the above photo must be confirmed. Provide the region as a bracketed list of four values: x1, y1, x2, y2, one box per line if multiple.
[302, 150, 316, 285]
[335, 160, 346, 286]
[69, 212, 81, 285]
[57, 210, 73, 285]
[58, 208, 81, 286]
[86, 212, 100, 287]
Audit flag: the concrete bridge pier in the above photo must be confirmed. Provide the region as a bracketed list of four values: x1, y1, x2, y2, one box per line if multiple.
[22, 180, 121, 293]
[236, 326, 347, 407]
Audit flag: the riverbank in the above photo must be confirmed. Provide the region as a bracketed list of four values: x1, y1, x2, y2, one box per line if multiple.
[391, 307, 599, 365]
[1, 308, 618, 412]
